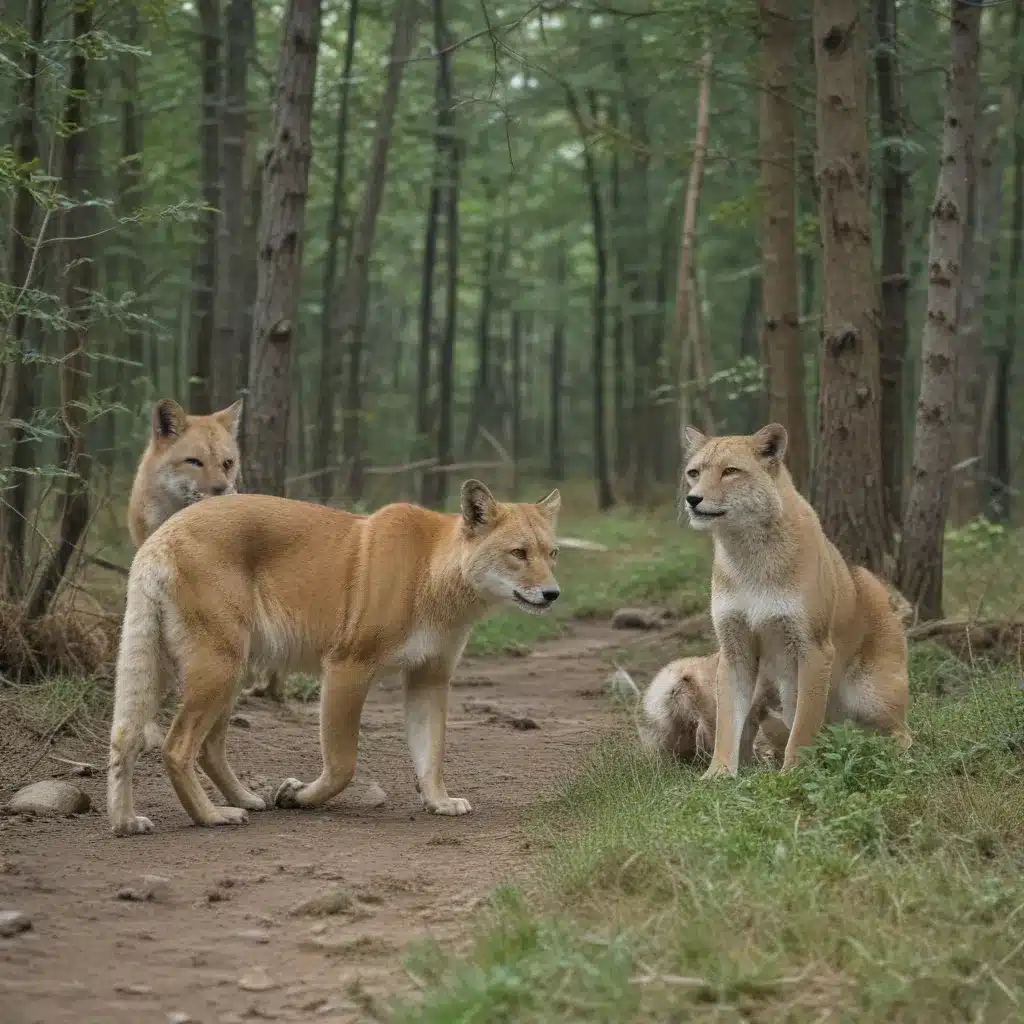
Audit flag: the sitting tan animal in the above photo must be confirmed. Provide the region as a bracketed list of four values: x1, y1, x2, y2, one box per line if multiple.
[108, 480, 561, 835]
[638, 651, 790, 766]
[680, 423, 911, 778]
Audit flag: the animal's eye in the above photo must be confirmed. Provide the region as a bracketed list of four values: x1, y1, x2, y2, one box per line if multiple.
[550, 548, 559, 560]
[686, 467, 700, 480]
[184, 457, 203, 468]
[223, 458, 235, 471]
[510, 548, 528, 561]
[721, 467, 741, 478]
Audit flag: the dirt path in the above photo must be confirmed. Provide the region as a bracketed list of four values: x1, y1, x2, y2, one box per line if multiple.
[0, 622, 648, 1024]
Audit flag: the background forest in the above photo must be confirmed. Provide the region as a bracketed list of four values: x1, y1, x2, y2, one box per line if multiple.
[0, 0, 1021, 624]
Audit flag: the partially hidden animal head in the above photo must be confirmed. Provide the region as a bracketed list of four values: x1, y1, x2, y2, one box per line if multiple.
[639, 653, 719, 763]
[679, 422, 789, 532]
[458, 479, 561, 614]
[147, 398, 243, 511]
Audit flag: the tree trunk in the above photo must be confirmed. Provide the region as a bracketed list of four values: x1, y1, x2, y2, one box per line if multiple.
[339, 0, 420, 499]
[759, 0, 809, 487]
[2, 0, 44, 597]
[810, 0, 888, 572]
[211, 0, 252, 410]
[896, 0, 980, 620]
[671, 41, 715, 443]
[874, 0, 910, 528]
[313, 0, 359, 503]
[738, 274, 764, 433]
[190, 0, 222, 414]
[609, 104, 629, 481]
[464, 206, 495, 458]
[244, 0, 322, 497]
[429, 0, 458, 510]
[510, 310, 522, 496]
[988, 0, 1022, 522]
[27, 0, 96, 618]
[548, 245, 567, 481]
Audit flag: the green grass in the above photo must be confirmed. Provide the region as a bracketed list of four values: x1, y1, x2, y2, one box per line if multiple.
[393, 660, 1024, 1023]
[465, 508, 712, 655]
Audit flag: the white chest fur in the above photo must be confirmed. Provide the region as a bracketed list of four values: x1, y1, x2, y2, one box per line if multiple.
[711, 586, 803, 631]
[390, 626, 446, 668]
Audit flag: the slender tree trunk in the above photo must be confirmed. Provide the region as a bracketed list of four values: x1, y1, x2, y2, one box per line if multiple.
[211, 0, 252, 410]
[988, 0, 1023, 522]
[671, 41, 715, 443]
[609, 105, 629, 481]
[2, 0, 44, 597]
[244, 0, 322, 496]
[896, 0, 980, 619]
[190, 0, 222, 414]
[510, 310, 522, 496]
[759, 0, 809, 486]
[27, 0, 96, 618]
[874, 0, 910, 527]
[313, 0, 359, 503]
[464, 208, 495, 458]
[339, 0, 420, 499]
[120, 2, 145, 384]
[429, 0, 458, 509]
[810, 0, 888, 572]
[548, 245, 567, 481]
[738, 274, 764, 432]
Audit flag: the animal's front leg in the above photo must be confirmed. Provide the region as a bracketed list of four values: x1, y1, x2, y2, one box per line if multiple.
[405, 661, 470, 816]
[783, 641, 834, 769]
[274, 658, 377, 809]
[702, 622, 757, 780]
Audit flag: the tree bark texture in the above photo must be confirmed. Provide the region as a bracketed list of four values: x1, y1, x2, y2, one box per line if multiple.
[2, 0, 44, 597]
[672, 41, 715, 444]
[339, 0, 420, 499]
[810, 0, 888, 572]
[313, 0, 359, 502]
[28, 0, 96, 618]
[244, 0, 322, 497]
[211, 0, 252, 410]
[464, 205, 495, 458]
[759, 0, 808, 488]
[896, 0, 980, 620]
[548, 245, 567, 481]
[609, 106, 630, 481]
[189, 0, 222, 414]
[874, 0, 910, 527]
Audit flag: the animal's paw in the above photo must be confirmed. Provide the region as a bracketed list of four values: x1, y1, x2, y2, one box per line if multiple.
[204, 806, 250, 827]
[274, 778, 306, 809]
[700, 760, 737, 781]
[235, 792, 267, 812]
[426, 796, 473, 816]
[111, 815, 154, 837]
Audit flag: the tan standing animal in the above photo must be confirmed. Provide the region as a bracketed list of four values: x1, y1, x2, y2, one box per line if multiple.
[638, 650, 790, 766]
[680, 423, 911, 778]
[107, 480, 561, 835]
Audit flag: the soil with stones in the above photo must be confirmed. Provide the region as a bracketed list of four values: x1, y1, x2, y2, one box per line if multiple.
[0, 623, 672, 1024]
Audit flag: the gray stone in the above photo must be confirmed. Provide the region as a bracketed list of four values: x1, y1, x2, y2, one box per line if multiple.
[5, 780, 91, 816]
[0, 910, 31, 937]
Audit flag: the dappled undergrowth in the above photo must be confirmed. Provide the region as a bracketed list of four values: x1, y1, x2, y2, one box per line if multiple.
[394, 661, 1024, 1023]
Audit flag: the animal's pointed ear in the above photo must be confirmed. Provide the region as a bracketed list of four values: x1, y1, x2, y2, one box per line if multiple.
[753, 423, 788, 467]
[214, 398, 244, 441]
[683, 425, 707, 459]
[153, 399, 187, 440]
[460, 479, 498, 532]
[537, 488, 561, 522]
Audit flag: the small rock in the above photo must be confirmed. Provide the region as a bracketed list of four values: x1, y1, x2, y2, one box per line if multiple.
[235, 929, 271, 944]
[116, 875, 170, 903]
[300, 997, 329, 1013]
[114, 982, 153, 996]
[167, 1013, 193, 1024]
[509, 714, 538, 730]
[237, 967, 277, 992]
[229, 714, 251, 729]
[205, 888, 227, 903]
[611, 607, 665, 631]
[288, 886, 355, 917]
[0, 910, 31, 937]
[5, 780, 91, 816]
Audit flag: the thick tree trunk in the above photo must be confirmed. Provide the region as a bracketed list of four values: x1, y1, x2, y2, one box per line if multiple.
[672, 41, 715, 443]
[738, 274, 764, 433]
[810, 0, 888, 572]
[313, 0, 359, 503]
[120, 2, 145, 387]
[759, 0, 808, 488]
[244, 0, 322, 496]
[339, 0, 420, 499]
[190, 0, 222, 414]
[548, 245, 567, 481]
[464, 207, 495, 458]
[211, 0, 252, 410]
[2, 0, 44, 597]
[874, 0, 910, 528]
[27, 0, 96, 618]
[566, 87, 616, 509]
[429, 0, 458, 510]
[609, 107, 629, 481]
[896, 0, 980, 620]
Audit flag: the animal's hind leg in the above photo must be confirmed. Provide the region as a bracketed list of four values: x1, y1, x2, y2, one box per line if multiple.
[164, 648, 250, 828]
[199, 711, 266, 811]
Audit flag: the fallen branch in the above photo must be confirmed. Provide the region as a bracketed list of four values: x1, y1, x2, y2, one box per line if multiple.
[86, 554, 129, 577]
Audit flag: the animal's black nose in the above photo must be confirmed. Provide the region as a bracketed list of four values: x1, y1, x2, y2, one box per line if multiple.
[686, 494, 703, 509]
[211, 484, 228, 496]
[542, 588, 561, 603]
